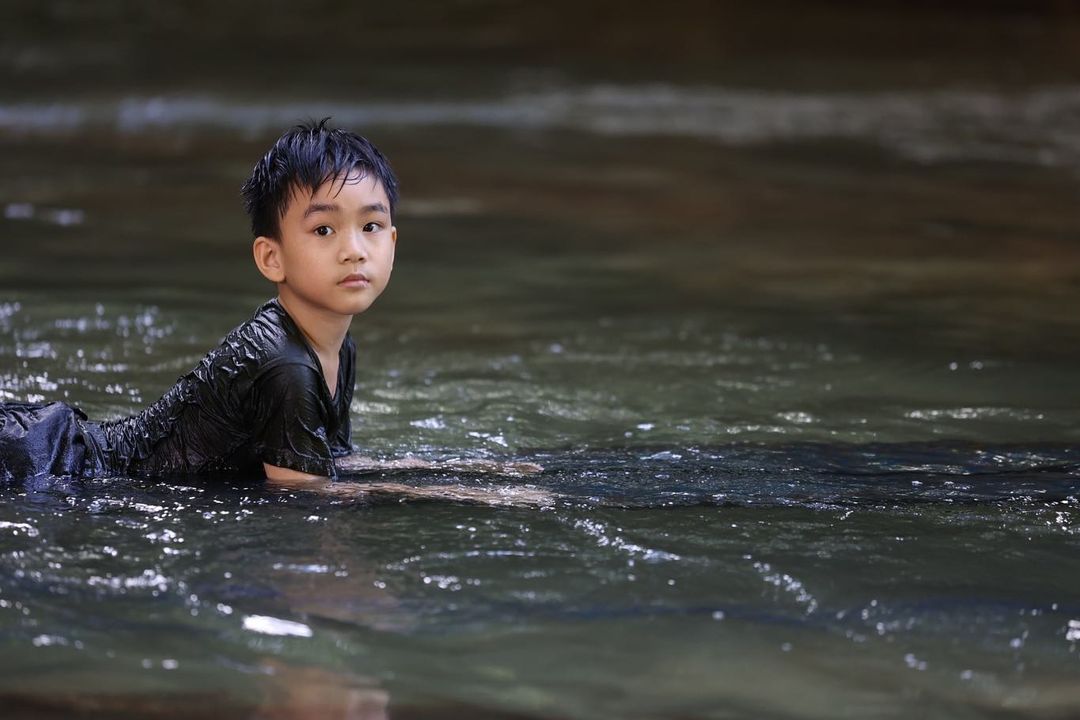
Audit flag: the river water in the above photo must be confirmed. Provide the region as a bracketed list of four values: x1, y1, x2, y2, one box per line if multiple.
[2, 2, 1080, 718]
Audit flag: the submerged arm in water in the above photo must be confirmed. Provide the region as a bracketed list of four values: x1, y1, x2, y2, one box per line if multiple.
[265, 456, 554, 507]
[334, 455, 544, 477]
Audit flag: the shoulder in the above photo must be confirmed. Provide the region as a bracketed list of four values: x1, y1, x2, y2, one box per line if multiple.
[226, 299, 317, 373]
[255, 360, 324, 396]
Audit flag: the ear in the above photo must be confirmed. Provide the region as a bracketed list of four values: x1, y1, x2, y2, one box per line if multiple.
[390, 226, 398, 244]
[252, 236, 286, 283]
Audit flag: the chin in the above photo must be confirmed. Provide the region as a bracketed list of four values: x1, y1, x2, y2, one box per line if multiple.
[342, 298, 376, 315]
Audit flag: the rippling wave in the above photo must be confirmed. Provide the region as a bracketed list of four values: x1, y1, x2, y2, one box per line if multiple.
[3, 85, 1080, 167]
[4, 439, 1078, 718]
[338, 442, 1080, 511]
[6, 441, 1076, 513]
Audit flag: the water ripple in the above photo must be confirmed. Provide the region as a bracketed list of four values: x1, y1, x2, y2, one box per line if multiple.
[2, 85, 1080, 167]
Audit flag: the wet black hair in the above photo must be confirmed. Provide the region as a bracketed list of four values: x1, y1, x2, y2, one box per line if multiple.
[241, 118, 399, 239]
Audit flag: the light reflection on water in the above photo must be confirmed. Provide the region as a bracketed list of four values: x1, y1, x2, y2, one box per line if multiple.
[2, 298, 1078, 452]
[2, 141, 1079, 715]
[1, 458, 1078, 718]
[4, 85, 1080, 170]
[2, 4, 1080, 717]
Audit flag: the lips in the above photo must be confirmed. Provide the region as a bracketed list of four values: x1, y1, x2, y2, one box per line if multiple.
[339, 272, 370, 287]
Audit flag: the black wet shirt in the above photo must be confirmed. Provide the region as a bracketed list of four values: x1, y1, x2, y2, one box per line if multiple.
[95, 299, 354, 479]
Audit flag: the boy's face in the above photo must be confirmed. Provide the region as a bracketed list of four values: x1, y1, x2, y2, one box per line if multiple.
[256, 172, 397, 322]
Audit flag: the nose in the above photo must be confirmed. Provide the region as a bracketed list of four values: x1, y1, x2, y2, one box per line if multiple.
[340, 228, 367, 263]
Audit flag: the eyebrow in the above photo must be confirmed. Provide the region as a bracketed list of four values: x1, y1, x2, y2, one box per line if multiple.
[302, 202, 389, 219]
[302, 202, 339, 219]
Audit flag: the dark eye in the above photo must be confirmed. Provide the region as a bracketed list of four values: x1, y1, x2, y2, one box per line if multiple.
[314, 225, 333, 237]
[363, 222, 381, 233]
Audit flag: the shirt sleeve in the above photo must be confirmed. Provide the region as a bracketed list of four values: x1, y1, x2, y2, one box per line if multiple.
[250, 362, 337, 478]
[330, 417, 353, 458]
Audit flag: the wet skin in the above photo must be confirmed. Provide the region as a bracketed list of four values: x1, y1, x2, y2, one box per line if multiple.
[252, 172, 397, 483]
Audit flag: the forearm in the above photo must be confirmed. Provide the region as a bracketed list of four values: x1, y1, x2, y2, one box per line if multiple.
[263, 465, 352, 498]
[335, 455, 543, 477]
[266, 474, 554, 507]
[264, 458, 550, 506]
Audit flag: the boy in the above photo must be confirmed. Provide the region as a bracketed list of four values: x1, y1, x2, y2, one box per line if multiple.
[0, 120, 541, 497]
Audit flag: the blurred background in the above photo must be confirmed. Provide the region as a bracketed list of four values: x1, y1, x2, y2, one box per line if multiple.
[2, 0, 1080, 451]
[3, 0, 1079, 452]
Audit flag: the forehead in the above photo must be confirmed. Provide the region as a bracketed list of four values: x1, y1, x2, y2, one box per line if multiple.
[283, 171, 390, 217]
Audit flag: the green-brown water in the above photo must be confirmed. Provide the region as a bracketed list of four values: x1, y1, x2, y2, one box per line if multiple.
[2, 2, 1080, 718]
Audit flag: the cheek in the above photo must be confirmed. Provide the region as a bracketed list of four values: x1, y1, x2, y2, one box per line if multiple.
[376, 245, 395, 268]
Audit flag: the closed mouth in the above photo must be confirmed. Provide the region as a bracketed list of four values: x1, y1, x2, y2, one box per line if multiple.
[339, 273, 370, 285]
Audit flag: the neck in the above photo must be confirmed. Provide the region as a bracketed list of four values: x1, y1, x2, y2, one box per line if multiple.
[276, 290, 351, 355]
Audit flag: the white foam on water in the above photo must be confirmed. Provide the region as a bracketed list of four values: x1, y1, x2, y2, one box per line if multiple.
[0, 521, 39, 537]
[241, 614, 313, 637]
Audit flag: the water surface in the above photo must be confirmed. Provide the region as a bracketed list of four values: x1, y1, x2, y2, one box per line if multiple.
[2, 2, 1080, 718]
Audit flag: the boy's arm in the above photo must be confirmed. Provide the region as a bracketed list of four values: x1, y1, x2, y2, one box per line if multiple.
[263, 462, 327, 483]
[263, 462, 351, 496]
[264, 457, 543, 483]
[335, 455, 544, 477]
[251, 364, 340, 477]
[263, 461, 554, 507]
